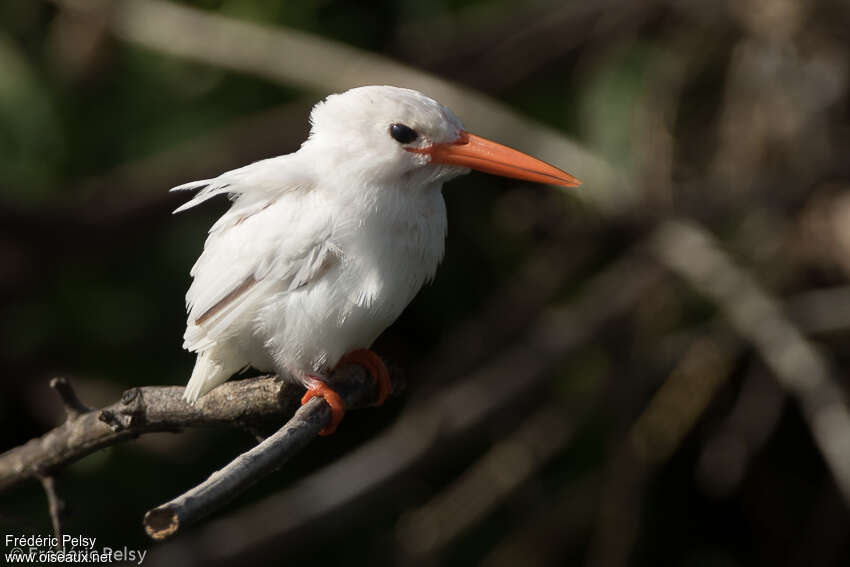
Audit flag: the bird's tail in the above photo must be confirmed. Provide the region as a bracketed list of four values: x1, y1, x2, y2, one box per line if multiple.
[183, 352, 239, 403]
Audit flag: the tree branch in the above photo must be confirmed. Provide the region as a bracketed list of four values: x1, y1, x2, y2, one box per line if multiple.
[0, 370, 362, 492]
[143, 363, 377, 540]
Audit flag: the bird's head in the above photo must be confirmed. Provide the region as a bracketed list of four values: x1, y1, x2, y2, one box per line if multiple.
[303, 85, 581, 190]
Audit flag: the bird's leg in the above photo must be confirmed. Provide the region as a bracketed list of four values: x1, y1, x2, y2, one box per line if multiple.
[301, 381, 345, 436]
[338, 349, 391, 406]
[300, 350, 390, 436]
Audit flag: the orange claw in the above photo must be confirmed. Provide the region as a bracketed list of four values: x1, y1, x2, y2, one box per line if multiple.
[301, 381, 345, 435]
[339, 349, 391, 406]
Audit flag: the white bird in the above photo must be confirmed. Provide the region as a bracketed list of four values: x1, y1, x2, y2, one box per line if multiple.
[173, 85, 579, 434]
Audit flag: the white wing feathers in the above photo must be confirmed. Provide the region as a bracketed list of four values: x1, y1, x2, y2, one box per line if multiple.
[172, 156, 336, 401]
[170, 154, 305, 214]
[182, 204, 335, 351]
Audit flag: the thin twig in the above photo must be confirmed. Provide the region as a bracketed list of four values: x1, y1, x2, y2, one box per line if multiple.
[39, 475, 67, 546]
[49, 377, 91, 421]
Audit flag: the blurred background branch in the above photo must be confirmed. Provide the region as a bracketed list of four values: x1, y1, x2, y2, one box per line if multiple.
[652, 220, 850, 503]
[53, 0, 625, 211]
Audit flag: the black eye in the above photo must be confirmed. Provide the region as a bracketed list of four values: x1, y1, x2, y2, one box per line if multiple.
[389, 123, 418, 144]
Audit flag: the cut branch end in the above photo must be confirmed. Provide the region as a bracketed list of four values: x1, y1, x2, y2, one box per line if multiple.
[144, 507, 179, 540]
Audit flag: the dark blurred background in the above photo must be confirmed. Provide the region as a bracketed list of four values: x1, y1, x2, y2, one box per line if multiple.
[2, 0, 850, 565]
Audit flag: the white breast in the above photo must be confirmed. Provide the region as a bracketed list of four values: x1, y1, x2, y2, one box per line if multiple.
[254, 180, 448, 384]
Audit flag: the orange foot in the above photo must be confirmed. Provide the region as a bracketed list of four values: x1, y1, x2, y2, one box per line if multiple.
[339, 349, 391, 407]
[301, 381, 345, 436]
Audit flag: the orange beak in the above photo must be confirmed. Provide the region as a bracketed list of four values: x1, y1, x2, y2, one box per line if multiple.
[407, 131, 581, 188]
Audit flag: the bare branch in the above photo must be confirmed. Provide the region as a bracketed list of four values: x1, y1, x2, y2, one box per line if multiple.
[0, 375, 302, 492]
[143, 364, 378, 540]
